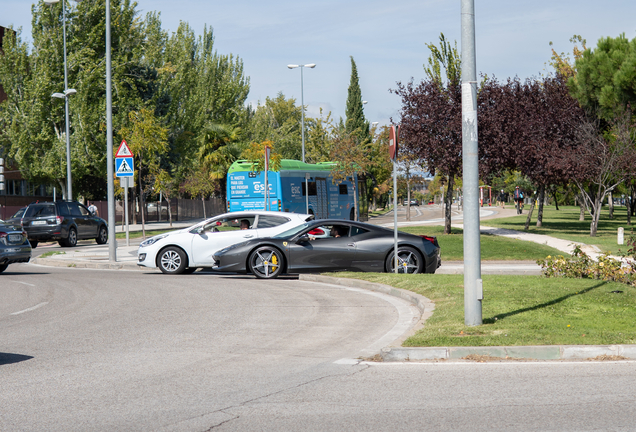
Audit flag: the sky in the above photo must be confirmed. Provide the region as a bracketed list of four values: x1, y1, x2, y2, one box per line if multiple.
[3, 0, 636, 127]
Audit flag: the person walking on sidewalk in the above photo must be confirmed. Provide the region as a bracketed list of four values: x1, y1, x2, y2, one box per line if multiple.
[513, 186, 524, 214]
[498, 190, 507, 209]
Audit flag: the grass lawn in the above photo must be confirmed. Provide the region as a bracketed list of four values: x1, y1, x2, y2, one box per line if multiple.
[331, 272, 636, 347]
[400, 225, 563, 261]
[483, 205, 635, 256]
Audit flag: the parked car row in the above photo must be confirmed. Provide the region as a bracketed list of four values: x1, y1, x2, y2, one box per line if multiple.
[5, 200, 108, 248]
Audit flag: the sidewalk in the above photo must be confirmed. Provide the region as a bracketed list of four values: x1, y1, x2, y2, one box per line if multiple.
[31, 219, 202, 271]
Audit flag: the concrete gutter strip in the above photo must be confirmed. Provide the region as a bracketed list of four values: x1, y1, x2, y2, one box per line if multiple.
[31, 257, 145, 271]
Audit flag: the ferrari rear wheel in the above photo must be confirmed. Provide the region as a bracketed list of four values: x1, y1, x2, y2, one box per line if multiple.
[385, 246, 424, 274]
[249, 246, 284, 279]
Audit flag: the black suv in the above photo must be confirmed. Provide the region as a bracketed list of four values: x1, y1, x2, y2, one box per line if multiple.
[21, 201, 108, 248]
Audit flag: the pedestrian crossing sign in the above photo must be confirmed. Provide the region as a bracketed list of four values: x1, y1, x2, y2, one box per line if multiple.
[115, 157, 134, 177]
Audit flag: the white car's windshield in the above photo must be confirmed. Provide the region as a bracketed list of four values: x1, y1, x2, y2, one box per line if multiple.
[273, 222, 312, 239]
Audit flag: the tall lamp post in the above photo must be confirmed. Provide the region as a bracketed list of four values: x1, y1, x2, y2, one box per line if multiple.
[287, 63, 315, 162]
[46, 0, 74, 201]
[288, 63, 315, 215]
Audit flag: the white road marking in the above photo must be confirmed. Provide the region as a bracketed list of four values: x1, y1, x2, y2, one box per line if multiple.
[8, 280, 36, 287]
[11, 302, 49, 315]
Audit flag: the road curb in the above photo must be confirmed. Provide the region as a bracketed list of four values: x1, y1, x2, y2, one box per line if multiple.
[299, 274, 636, 362]
[381, 344, 636, 361]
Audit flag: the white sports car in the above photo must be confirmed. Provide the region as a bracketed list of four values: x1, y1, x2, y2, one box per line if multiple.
[137, 211, 313, 274]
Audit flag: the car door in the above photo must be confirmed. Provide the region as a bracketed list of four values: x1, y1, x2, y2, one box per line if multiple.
[190, 215, 259, 266]
[67, 202, 91, 238]
[287, 224, 356, 272]
[78, 203, 99, 238]
[348, 226, 387, 271]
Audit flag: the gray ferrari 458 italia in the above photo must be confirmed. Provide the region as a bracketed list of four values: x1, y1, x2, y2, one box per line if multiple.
[212, 219, 441, 279]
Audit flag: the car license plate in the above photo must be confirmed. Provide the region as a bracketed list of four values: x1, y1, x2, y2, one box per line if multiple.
[8, 234, 22, 242]
[32, 220, 47, 225]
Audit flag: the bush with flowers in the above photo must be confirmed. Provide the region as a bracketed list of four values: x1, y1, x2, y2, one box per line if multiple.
[537, 245, 636, 287]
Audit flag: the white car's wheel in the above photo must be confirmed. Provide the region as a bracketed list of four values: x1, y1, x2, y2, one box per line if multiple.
[157, 247, 187, 274]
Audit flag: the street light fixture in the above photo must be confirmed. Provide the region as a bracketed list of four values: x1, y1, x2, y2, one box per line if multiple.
[287, 63, 316, 162]
[45, 0, 74, 201]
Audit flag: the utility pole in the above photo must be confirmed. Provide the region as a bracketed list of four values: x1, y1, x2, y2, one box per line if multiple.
[461, 0, 482, 326]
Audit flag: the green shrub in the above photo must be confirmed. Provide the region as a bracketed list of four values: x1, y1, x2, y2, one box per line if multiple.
[538, 245, 636, 287]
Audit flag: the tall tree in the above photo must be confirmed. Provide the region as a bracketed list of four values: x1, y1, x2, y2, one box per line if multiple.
[571, 112, 636, 236]
[119, 108, 168, 237]
[569, 34, 636, 121]
[344, 56, 369, 143]
[393, 33, 462, 233]
[245, 93, 302, 160]
[567, 34, 636, 224]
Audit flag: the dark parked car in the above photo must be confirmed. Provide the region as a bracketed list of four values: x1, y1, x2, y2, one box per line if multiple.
[0, 222, 31, 273]
[21, 201, 108, 248]
[3, 207, 26, 225]
[212, 219, 440, 279]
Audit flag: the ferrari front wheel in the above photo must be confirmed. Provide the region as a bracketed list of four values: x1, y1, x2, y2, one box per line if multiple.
[249, 246, 284, 279]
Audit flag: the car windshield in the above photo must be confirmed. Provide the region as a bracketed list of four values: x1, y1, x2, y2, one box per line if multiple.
[11, 208, 25, 219]
[24, 204, 55, 217]
[273, 222, 313, 239]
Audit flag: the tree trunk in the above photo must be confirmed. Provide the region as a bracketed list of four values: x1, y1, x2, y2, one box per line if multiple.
[609, 192, 614, 219]
[201, 196, 206, 219]
[524, 193, 537, 230]
[167, 197, 173, 227]
[578, 193, 585, 221]
[536, 185, 545, 227]
[353, 184, 358, 221]
[132, 185, 137, 225]
[552, 190, 559, 211]
[627, 188, 632, 226]
[444, 176, 454, 234]
[406, 180, 411, 222]
[590, 195, 602, 237]
[139, 174, 146, 239]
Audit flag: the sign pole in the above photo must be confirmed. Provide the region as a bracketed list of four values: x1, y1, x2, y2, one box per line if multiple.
[124, 183, 130, 246]
[389, 125, 399, 274]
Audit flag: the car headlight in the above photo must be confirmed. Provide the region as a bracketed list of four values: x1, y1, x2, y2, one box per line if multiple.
[139, 234, 168, 248]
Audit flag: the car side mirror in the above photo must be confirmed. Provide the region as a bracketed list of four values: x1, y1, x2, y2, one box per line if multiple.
[197, 227, 205, 234]
[296, 235, 310, 244]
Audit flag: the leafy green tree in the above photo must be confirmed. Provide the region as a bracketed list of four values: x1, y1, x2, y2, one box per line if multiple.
[245, 93, 302, 160]
[153, 169, 176, 226]
[181, 163, 218, 217]
[120, 108, 168, 237]
[569, 34, 636, 121]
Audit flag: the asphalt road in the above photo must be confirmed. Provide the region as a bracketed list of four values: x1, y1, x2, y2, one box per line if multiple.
[2, 264, 636, 431]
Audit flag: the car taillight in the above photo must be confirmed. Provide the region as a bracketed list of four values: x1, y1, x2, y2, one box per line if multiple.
[420, 235, 437, 245]
[56, 216, 64, 225]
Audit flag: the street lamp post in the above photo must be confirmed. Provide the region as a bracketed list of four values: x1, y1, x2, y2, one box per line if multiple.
[287, 63, 315, 163]
[288, 63, 315, 215]
[46, 0, 74, 201]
